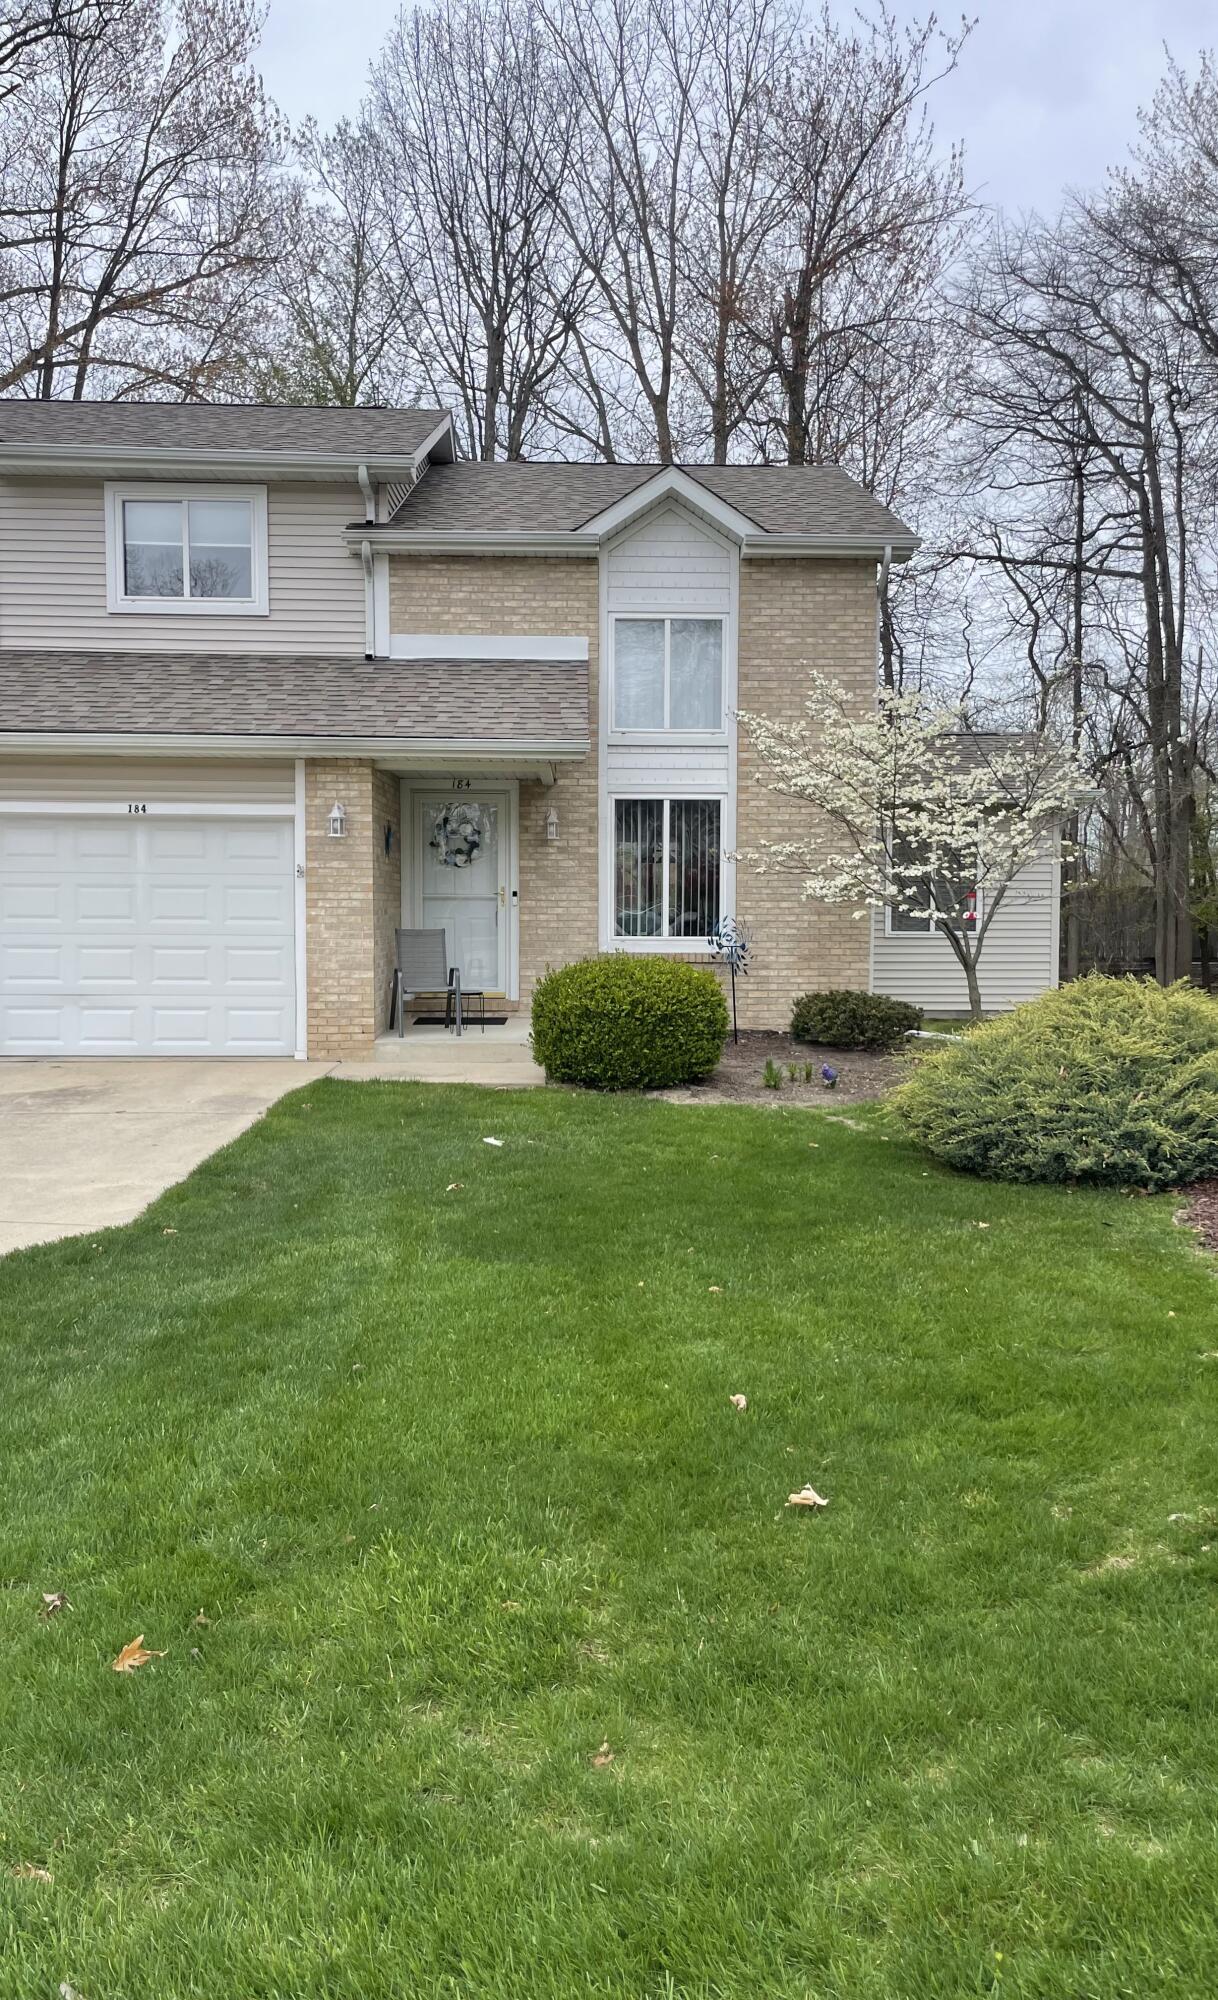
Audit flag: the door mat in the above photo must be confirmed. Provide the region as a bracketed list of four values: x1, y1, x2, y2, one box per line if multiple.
[409, 1014, 510, 1028]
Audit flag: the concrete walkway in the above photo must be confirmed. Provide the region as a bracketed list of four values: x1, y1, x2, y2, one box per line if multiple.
[0, 1059, 330, 1254]
[333, 1018, 545, 1088]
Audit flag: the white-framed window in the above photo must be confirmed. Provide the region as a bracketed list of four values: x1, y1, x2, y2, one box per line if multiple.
[104, 483, 269, 615]
[884, 833, 982, 935]
[613, 796, 722, 940]
[610, 614, 725, 733]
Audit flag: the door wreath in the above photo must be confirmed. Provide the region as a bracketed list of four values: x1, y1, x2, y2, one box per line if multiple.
[429, 802, 484, 867]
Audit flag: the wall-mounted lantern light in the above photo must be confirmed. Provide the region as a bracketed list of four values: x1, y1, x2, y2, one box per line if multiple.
[328, 801, 348, 839]
[545, 806, 559, 843]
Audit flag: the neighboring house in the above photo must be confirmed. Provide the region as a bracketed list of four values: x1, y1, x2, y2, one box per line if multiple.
[0, 402, 1056, 1061]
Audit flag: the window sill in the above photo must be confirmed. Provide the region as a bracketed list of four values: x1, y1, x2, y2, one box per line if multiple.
[608, 729, 727, 747]
[106, 598, 269, 618]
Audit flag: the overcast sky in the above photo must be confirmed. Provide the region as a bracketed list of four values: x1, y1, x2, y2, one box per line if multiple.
[256, 2, 1214, 219]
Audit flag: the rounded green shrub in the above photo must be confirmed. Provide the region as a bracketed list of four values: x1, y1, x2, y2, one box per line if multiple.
[892, 975, 1218, 1190]
[791, 988, 923, 1051]
[531, 953, 729, 1089]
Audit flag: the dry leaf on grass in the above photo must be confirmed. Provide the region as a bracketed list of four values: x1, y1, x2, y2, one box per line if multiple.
[10, 1863, 53, 1883]
[445, 1183, 464, 1193]
[191, 1609, 210, 1628]
[112, 1635, 166, 1673]
[786, 1485, 829, 1510]
[482, 1136, 505, 1148]
[60, 1985, 84, 2000]
[708, 1285, 723, 1294]
[162, 1227, 177, 1237]
[40, 1591, 71, 1618]
[591, 1740, 615, 1768]
[729, 1394, 748, 1411]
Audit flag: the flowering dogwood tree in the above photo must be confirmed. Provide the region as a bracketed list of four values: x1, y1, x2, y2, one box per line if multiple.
[737, 672, 1080, 1021]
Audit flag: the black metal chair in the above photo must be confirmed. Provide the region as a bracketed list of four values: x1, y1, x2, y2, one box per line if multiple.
[389, 927, 485, 1036]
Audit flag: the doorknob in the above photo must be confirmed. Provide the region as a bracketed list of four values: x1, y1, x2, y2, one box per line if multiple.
[499, 885, 506, 905]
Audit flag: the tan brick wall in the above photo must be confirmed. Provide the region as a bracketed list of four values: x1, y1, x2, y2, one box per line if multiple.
[372, 766, 402, 1034]
[734, 558, 875, 1026]
[389, 556, 600, 1000]
[385, 549, 875, 1031]
[305, 758, 377, 1057]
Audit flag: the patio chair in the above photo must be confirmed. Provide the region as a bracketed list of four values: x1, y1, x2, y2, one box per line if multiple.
[389, 927, 485, 1037]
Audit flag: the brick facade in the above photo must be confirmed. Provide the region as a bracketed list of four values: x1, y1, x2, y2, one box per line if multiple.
[734, 558, 874, 1024]
[388, 556, 600, 1001]
[298, 545, 876, 1057]
[305, 758, 379, 1058]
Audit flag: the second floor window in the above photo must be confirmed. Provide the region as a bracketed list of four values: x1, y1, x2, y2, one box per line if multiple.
[107, 485, 268, 614]
[612, 615, 724, 732]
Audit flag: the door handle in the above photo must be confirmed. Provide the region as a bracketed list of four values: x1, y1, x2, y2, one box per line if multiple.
[499, 885, 506, 905]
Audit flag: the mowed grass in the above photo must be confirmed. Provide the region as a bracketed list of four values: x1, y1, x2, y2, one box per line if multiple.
[1, 1082, 1217, 2000]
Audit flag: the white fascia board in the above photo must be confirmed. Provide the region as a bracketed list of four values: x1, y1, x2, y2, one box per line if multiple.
[0, 445, 430, 483]
[345, 528, 600, 555]
[739, 532, 921, 559]
[407, 414, 456, 466]
[0, 731, 590, 759]
[389, 634, 589, 661]
[580, 466, 760, 541]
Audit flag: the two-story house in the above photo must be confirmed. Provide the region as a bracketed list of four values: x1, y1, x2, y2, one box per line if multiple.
[0, 403, 1057, 1061]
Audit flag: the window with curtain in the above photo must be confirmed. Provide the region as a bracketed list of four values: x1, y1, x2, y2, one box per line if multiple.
[612, 616, 724, 731]
[614, 798, 721, 939]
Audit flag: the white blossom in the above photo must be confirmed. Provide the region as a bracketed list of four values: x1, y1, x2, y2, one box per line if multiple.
[737, 671, 1082, 1019]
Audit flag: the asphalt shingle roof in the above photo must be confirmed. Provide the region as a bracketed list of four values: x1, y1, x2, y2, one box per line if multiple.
[0, 402, 449, 458]
[383, 460, 915, 541]
[0, 652, 589, 746]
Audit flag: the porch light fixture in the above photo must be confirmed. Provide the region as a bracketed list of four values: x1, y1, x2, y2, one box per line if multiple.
[327, 800, 348, 839]
[545, 806, 559, 843]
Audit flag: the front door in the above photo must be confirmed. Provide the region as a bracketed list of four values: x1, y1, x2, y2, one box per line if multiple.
[411, 789, 510, 994]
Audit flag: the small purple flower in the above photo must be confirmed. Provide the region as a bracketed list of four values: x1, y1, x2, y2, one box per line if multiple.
[820, 1065, 839, 1089]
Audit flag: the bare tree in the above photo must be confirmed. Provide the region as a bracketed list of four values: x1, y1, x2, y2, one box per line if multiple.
[0, 0, 120, 100]
[372, 0, 584, 460]
[0, 0, 281, 400]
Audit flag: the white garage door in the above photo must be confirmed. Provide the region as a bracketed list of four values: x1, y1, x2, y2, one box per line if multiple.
[0, 814, 296, 1056]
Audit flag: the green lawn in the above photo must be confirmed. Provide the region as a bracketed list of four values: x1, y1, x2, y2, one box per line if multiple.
[2, 1082, 1216, 1999]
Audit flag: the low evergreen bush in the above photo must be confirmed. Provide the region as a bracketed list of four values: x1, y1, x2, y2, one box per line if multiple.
[531, 954, 729, 1090]
[791, 988, 923, 1051]
[893, 975, 1218, 1189]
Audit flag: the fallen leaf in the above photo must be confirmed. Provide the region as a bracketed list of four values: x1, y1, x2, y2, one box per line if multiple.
[40, 1590, 71, 1619]
[60, 1985, 84, 2000]
[10, 1863, 53, 1883]
[786, 1485, 829, 1510]
[162, 1227, 177, 1237]
[976, 1221, 990, 1230]
[591, 1740, 614, 1768]
[112, 1635, 166, 1674]
[191, 1608, 210, 1628]
[708, 1285, 723, 1294]
[729, 1394, 748, 1411]
[482, 1136, 505, 1147]
[445, 1182, 464, 1192]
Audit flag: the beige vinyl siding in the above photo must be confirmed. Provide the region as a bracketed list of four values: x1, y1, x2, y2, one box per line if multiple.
[0, 478, 365, 653]
[605, 501, 732, 616]
[0, 755, 294, 805]
[869, 856, 1060, 1013]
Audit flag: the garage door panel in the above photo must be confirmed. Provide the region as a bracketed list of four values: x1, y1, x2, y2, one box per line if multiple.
[1, 812, 295, 1057]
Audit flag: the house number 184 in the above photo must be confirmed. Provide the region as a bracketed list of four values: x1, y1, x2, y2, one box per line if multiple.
[127, 802, 147, 814]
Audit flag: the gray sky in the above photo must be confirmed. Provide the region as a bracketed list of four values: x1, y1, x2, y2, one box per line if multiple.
[255, 1, 1216, 218]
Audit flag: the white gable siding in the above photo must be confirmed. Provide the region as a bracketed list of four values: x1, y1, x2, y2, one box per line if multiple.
[0, 478, 365, 654]
[870, 856, 1060, 1013]
[605, 501, 732, 617]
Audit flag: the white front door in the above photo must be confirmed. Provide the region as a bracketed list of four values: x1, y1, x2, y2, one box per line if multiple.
[0, 814, 296, 1056]
[410, 788, 511, 994]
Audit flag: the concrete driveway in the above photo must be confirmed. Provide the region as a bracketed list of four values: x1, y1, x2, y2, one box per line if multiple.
[0, 1059, 332, 1255]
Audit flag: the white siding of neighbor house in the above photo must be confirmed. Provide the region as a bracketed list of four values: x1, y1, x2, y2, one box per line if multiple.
[869, 855, 1060, 1013]
[0, 478, 365, 653]
[0, 756, 294, 806]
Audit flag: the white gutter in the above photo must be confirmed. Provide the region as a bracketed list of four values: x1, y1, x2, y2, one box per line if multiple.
[343, 526, 920, 560]
[356, 462, 376, 523]
[0, 730, 591, 758]
[0, 445, 430, 482]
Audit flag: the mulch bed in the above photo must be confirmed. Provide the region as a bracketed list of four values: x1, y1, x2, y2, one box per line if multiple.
[655, 1029, 908, 1107]
[1183, 1180, 1218, 1253]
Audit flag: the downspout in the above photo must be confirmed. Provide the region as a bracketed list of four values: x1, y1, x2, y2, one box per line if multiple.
[357, 463, 377, 660]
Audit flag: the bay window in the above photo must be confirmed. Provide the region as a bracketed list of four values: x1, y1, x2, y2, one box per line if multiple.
[611, 616, 724, 731]
[106, 484, 268, 613]
[614, 797, 721, 939]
